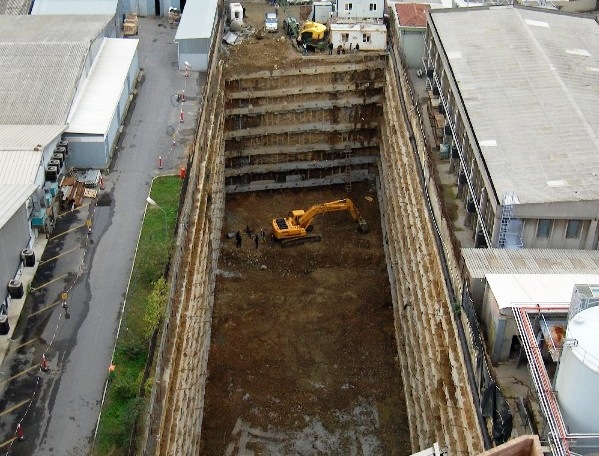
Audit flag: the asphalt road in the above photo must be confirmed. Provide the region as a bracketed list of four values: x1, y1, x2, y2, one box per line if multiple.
[0, 18, 201, 455]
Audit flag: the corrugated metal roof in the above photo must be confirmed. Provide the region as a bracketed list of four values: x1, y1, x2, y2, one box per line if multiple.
[0, 125, 66, 149]
[67, 38, 138, 135]
[486, 274, 599, 310]
[0, 184, 37, 229]
[0, 42, 88, 125]
[431, 7, 599, 204]
[0, 150, 42, 184]
[0, 15, 112, 125]
[0, 0, 32, 14]
[0, 14, 112, 43]
[32, 0, 117, 15]
[175, 0, 218, 41]
[463, 248, 599, 279]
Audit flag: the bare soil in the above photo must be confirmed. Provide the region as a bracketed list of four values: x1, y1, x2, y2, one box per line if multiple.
[223, 2, 321, 74]
[200, 183, 411, 455]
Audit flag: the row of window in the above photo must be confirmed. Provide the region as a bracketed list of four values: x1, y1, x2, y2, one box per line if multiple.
[344, 3, 378, 11]
[340, 33, 372, 43]
[537, 219, 582, 239]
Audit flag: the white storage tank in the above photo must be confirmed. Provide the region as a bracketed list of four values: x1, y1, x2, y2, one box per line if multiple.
[555, 305, 599, 433]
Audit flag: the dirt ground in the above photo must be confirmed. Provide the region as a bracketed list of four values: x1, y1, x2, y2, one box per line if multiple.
[200, 183, 411, 455]
[223, 2, 319, 74]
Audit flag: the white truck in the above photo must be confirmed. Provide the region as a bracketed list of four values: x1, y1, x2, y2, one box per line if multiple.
[264, 12, 278, 32]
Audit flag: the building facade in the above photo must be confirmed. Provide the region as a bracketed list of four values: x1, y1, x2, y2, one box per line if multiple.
[423, 7, 599, 249]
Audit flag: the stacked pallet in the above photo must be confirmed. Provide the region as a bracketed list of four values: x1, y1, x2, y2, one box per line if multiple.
[123, 13, 138, 36]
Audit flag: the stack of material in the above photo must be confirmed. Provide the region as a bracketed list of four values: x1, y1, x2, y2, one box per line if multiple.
[124, 13, 138, 36]
[60, 177, 87, 209]
[168, 8, 181, 26]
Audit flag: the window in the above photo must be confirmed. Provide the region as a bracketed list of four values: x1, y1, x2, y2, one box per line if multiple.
[566, 220, 582, 239]
[344, 2, 353, 11]
[363, 33, 371, 43]
[341, 33, 349, 43]
[369, 3, 377, 10]
[536, 219, 552, 238]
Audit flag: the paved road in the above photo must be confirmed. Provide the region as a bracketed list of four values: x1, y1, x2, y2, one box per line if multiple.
[0, 18, 200, 455]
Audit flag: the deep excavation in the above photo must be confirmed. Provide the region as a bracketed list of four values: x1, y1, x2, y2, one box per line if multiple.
[141, 8, 484, 455]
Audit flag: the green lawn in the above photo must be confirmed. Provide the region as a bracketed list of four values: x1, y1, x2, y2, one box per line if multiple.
[93, 175, 182, 455]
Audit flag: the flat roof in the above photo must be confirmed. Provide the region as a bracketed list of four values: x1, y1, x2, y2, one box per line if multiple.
[67, 39, 138, 135]
[330, 21, 387, 31]
[463, 248, 599, 278]
[0, 15, 111, 125]
[430, 7, 599, 204]
[0, 125, 66, 150]
[32, 0, 117, 15]
[0, 14, 112, 43]
[486, 274, 599, 310]
[0, 184, 37, 229]
[175, 0, 218, 41]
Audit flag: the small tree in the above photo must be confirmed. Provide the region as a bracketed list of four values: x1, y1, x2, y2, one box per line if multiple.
[143, 277, 168, 338]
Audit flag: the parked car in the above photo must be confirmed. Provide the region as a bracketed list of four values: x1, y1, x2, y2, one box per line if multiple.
[264, 12, 278, 32]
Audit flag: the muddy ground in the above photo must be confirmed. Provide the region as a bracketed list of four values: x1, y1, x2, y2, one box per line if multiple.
[200, 183, 411, 455]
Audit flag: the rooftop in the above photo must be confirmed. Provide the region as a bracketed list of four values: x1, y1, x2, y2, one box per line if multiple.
[463, 248, 599, 278]
[485, 273, 599, 310]
[175, 0, 219, 41]
[430, 7, 599, 205]
[395, 3, 429, 28]
[31, 0, 117, 15]
[0, 0, 32, 14]
[0, 15, 111, 125]
[0, 125, 66, 150]
[67, 39, 139, 135]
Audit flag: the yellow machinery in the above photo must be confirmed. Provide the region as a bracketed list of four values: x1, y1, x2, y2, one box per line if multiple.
[272, 198, 369, 247]
[298, 21, 328, 50]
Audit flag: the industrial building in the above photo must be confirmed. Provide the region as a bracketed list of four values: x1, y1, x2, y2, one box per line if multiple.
[0, 15, 138, 310]
[174, 0, 219, 71]
[423, 6, 599, 250]
[31, 0, 122, 37]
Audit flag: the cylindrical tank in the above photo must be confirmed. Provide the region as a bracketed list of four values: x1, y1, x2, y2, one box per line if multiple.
[555, 305, 599, 433]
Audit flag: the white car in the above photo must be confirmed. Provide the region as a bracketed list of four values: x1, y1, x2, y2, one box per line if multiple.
[264, 12, 278, 32]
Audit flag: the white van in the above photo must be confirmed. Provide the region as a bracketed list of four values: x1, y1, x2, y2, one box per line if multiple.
[264, 12, 278, 32]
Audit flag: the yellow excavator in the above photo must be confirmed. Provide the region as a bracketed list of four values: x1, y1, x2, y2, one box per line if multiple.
[272, 198, 369, 247]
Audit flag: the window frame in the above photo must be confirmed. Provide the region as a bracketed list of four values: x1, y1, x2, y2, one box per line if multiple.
[566, 220, 582, 239]
[344, 2, 353, 11]
[536, 219, 552, 238]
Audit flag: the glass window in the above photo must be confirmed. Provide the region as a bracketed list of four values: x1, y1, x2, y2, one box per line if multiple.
[536, 219, 552, 238]
[341, 33, 349, 42]
[369, 3, 377, 10]
[344, 3, 353, 10]
[363, 33, 371, 43]
[566, 220, 581, 239]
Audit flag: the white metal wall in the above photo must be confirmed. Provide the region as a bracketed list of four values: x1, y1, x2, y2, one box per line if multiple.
[0, 205, 30, 306]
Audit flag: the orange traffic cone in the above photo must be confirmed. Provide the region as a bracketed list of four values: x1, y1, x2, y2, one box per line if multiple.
[40, 354, 49, 372]
[181, 90, 185, 102]
[179, 108, 184, 123]
[16, 423, 24, 441]
[99, 175, 105, 190]
[158, 156, 163, 169]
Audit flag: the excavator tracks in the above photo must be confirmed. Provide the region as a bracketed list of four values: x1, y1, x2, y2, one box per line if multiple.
[280, 235, 322, 247]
